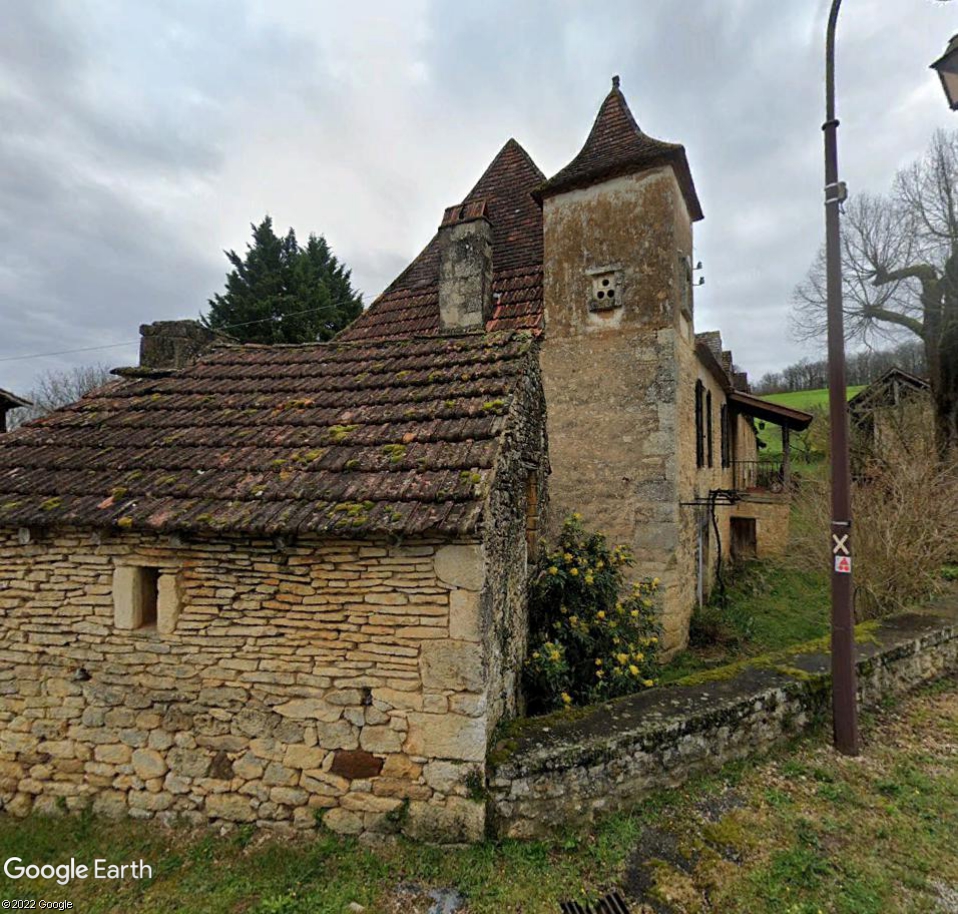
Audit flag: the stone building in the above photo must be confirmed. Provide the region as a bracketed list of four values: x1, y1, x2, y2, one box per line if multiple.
[849, 367, 933, 472]
[0, 78, 807, 840]
[341, 77, 811, 648]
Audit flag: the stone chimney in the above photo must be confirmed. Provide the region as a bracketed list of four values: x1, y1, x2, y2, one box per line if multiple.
[696, 330, 723, 358]
[138, 320, 232, 370]
[437, 201, 494, 332]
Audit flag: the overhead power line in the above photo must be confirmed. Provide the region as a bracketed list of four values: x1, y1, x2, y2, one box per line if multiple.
[0, 300, 362, 365]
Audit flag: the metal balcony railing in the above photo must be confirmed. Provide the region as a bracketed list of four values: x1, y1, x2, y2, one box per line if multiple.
[732, 458, 789, 493]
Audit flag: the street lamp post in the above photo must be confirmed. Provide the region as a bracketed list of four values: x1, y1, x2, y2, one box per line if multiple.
[823, 0, 860, 757]
[823, 9, 958, 757]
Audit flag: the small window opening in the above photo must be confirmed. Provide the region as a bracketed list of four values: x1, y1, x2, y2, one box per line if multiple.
[135, 567, 158, 629]
[114, 565, 159, 631]
[695, 380, 705, 468]
[706, 391, 714, 468]
[720, 404, 731, 468]
[731, 517, 758, 561]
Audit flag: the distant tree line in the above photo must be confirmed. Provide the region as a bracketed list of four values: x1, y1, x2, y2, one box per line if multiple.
[753, 340, 927, 395]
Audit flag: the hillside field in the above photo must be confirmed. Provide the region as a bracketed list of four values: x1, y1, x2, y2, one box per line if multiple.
[762, 385, 865, 411]
[755, 385, 864, 455]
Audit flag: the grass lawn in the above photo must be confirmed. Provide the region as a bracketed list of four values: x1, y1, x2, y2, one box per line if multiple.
[0, 677, 955, 913]
[659, 561, 830, 685]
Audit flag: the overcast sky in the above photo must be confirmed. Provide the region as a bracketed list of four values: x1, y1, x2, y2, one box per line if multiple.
[1, 0, 956, 394]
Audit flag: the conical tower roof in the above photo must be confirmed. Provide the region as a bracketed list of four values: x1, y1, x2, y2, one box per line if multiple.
[537, 77, 703, 221]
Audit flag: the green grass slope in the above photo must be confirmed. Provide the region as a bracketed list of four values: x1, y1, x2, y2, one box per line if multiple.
[762, 385, 865, 410]
[753, 386, 864, 455]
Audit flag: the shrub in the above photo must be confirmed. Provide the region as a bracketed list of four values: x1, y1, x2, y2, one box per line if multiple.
[523, 514, 661, 713]
[787, 450, 958, 618]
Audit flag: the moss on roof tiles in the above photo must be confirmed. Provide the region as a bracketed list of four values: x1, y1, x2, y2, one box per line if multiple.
[0, 331, 537, 538]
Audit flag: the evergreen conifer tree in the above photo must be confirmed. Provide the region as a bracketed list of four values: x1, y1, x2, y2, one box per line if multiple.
[204, 216, 363, 344]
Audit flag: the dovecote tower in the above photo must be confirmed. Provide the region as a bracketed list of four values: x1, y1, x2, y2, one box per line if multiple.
[537, 78, 704, 648]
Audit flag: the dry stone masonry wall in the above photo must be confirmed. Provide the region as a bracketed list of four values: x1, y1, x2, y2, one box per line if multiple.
[0, 529, 491, 841]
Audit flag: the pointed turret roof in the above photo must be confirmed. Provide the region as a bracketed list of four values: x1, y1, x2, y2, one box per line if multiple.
[537, 77, 703, 221]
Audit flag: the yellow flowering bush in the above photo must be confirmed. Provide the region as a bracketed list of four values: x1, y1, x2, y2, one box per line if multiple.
[524, 514, 661, 713]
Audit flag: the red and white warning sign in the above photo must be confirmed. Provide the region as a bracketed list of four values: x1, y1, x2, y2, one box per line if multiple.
[834, 555, 851, 574]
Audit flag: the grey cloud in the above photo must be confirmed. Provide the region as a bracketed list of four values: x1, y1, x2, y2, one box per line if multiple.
[1, 0, 956, 395]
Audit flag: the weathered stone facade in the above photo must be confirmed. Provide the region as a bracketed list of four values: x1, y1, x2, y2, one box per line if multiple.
[0, 531, 491, 837]
[541, 168, 694, 649]
[541, 162, 777, 651]
[0, 79, 818, 842]
[0, 332, 547, 841]
[0, 487, 548, 841]
[137, 320, 233, 371]
[336, 79, 807, 657]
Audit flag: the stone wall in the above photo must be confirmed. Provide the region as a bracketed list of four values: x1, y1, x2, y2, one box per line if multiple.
[480, 360, 549, 730]
[540, 167, 693, 650]
[672, 338, 766, 647]
[488, 600, 958, 838]
[729, 497, 791, 559]
[674, 337, 729, 640]
[539, 163, 775, 654]
[0, 529, 492, 841]
[138, 320, 232, 371]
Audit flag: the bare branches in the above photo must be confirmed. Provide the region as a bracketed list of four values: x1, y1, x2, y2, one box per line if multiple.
[791, 193, 921, 344]
[894, 130, 958, 251]
[857, 306, 924, 337]
[792, 130, 958, 347]
[7, 363, 114, 429]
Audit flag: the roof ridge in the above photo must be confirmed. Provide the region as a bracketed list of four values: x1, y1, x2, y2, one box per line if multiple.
[204, 329, 522, 357]
[462, 137, 546, 202]
[336, 137, 546, 342]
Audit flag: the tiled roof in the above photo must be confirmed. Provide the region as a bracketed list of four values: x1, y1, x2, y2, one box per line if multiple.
[536, 80, 703, 222]
[848, 367, 930, 412]
[339, 138, 545, 343]
[0, 388, 31, 410]
[0, 332, 537, 537]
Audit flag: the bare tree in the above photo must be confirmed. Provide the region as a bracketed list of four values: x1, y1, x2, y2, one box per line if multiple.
[7, 364, 114, 429]
[793, 129, 958, 453]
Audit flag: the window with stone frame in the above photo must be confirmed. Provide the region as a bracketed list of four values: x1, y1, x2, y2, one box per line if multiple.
[113, 565, 181, 633]
[695, 380, 705, 468]
[587, 269, 620, 312]
[706, 390, 714, 468]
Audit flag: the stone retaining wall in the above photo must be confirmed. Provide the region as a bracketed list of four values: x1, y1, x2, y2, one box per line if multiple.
[488, 599, 958, 838]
